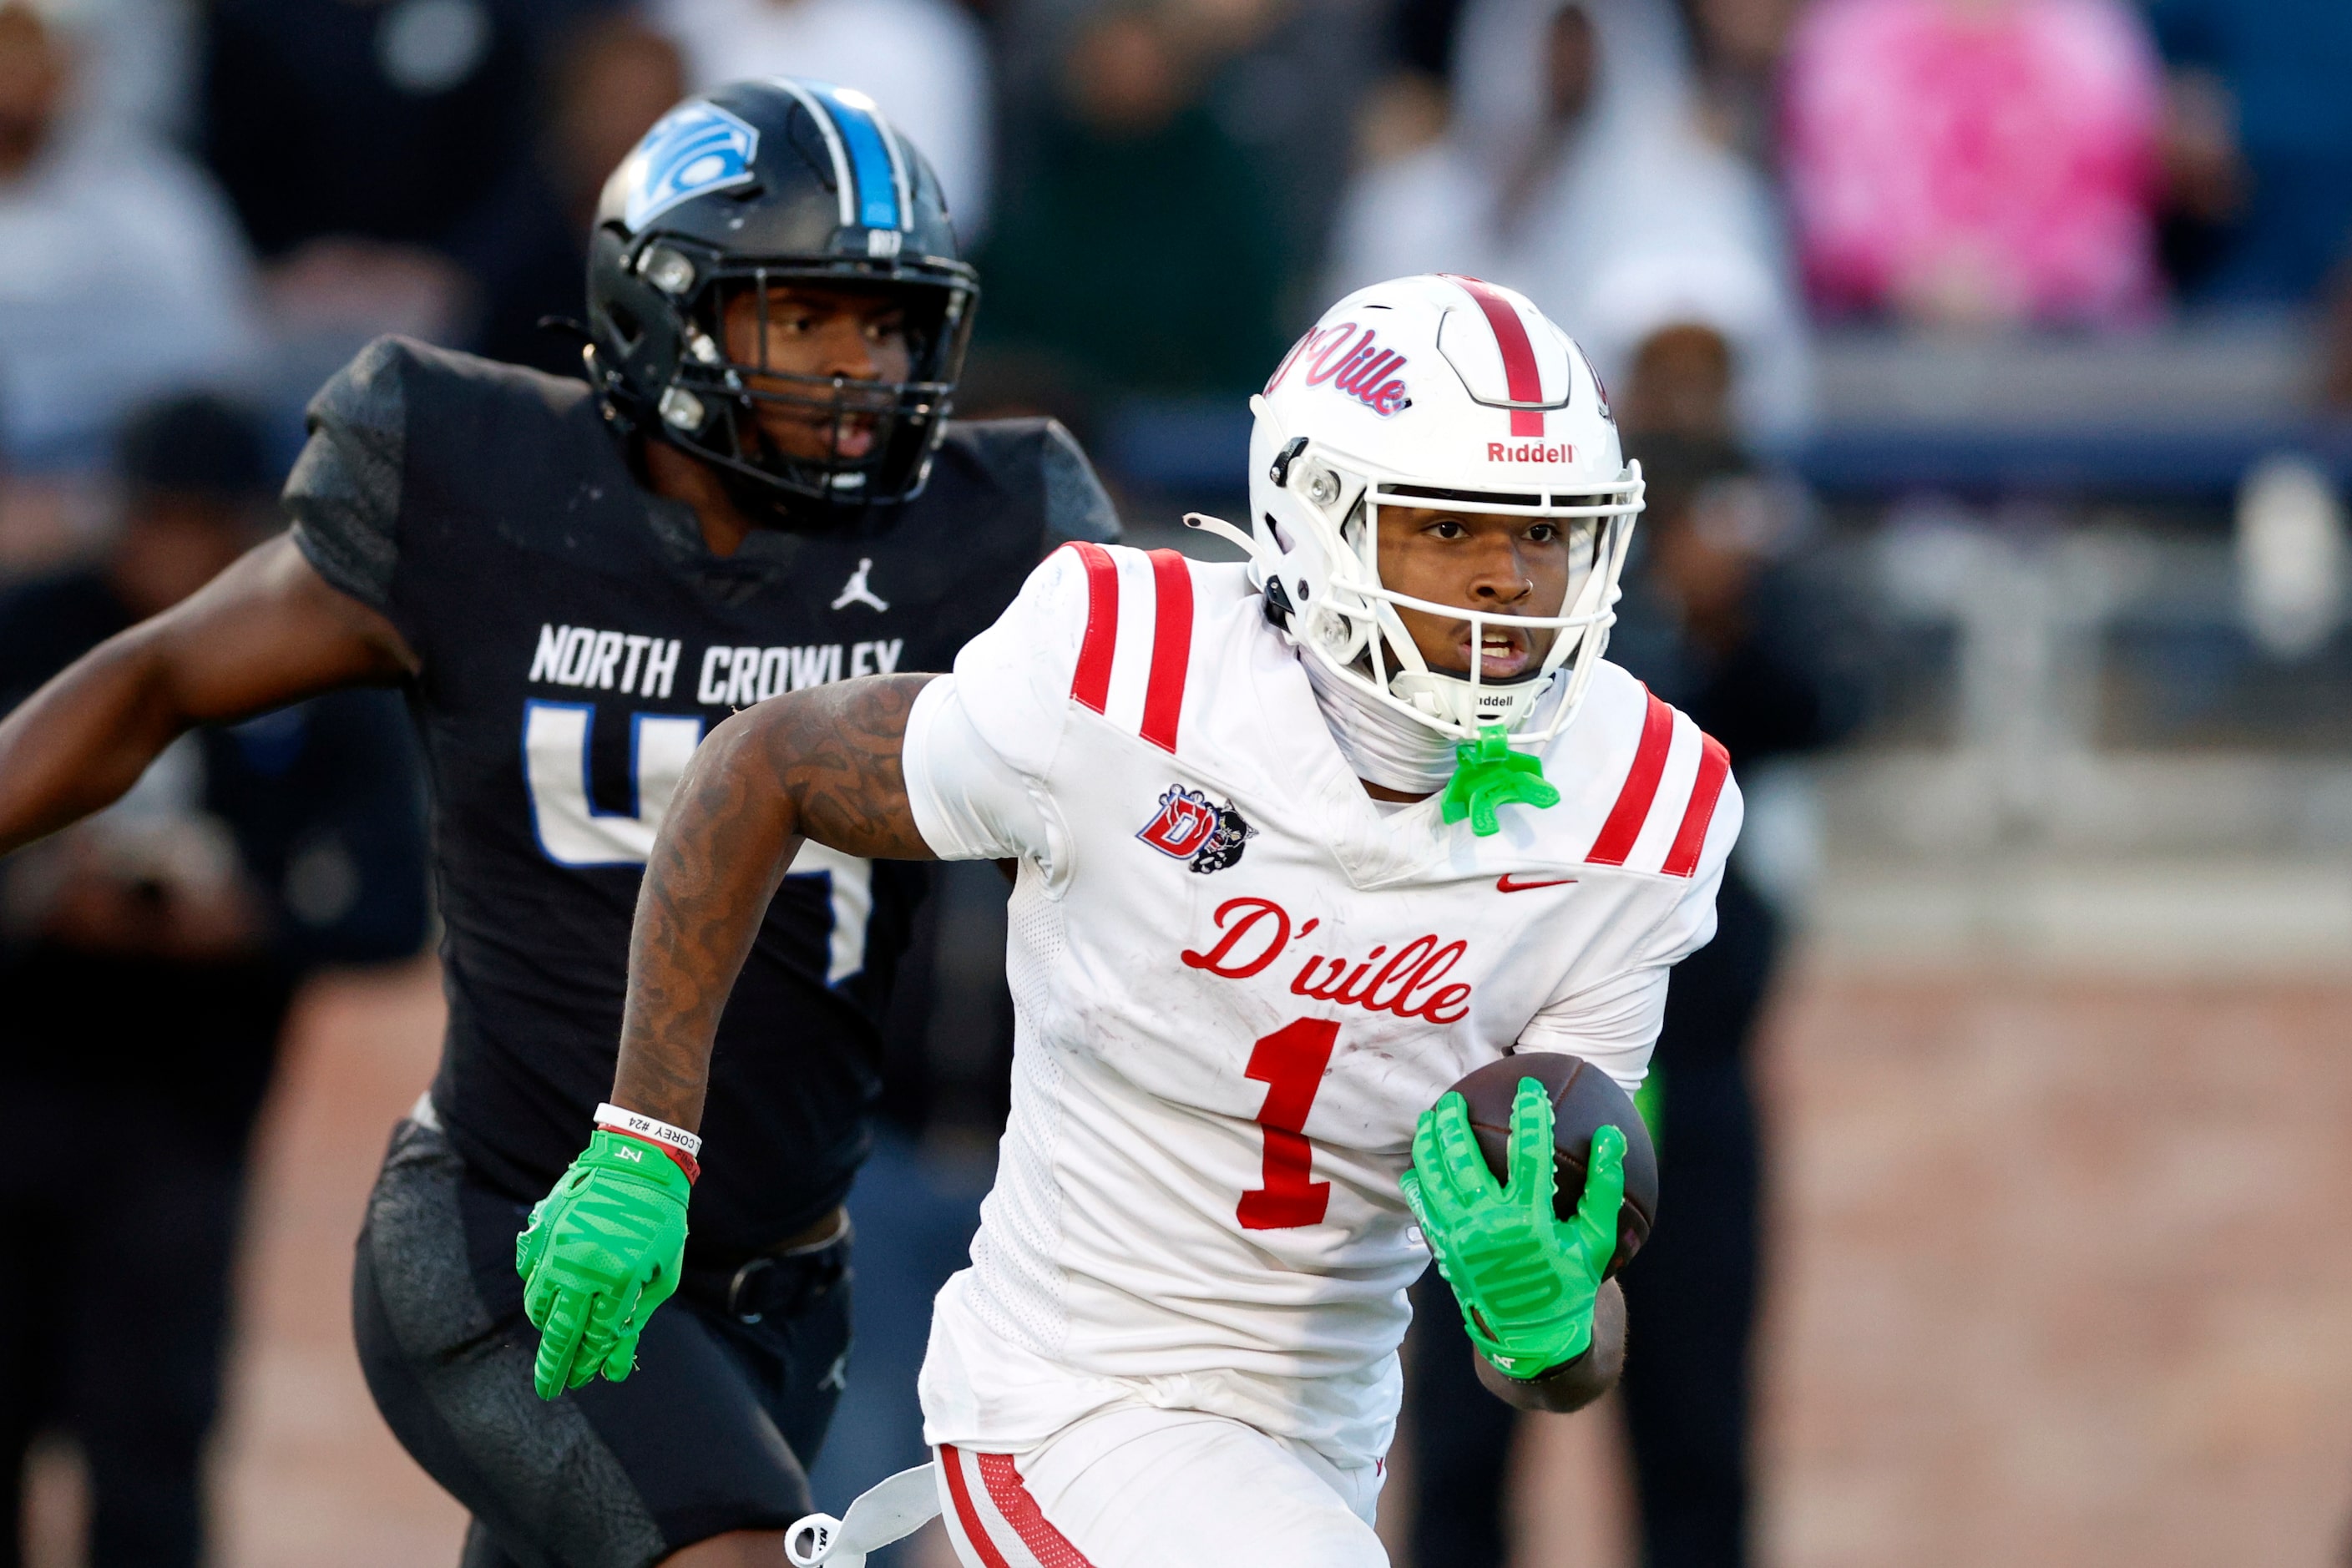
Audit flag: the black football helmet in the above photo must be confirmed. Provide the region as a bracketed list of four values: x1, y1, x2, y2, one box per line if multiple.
[587, 78, 978, 511]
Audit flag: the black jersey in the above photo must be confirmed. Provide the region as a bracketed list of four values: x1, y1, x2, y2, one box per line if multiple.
[286, 336, 1116, 1255]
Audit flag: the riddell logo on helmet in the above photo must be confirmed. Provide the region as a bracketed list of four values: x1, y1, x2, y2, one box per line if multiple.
[1487, 441, 1575, 463]
[1265, 323, 1410, 417]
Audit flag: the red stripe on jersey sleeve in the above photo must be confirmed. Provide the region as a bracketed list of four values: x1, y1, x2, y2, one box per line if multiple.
[939, 1447, 1017, 1568]
[1662, 733, 1732, 878]
[1586, 690, 1675, 867]
[1138, 549, 1194, 754]
[1065, 542, 1118, 713]
[1443, 274, 1546, 438]
[978, 1453, 1100, 1568]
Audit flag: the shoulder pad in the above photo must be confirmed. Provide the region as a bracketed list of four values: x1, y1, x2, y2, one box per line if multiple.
[936, 417, 1120, 545]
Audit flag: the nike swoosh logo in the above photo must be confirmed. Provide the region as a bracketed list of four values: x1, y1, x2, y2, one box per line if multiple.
[1495, 874, 1577, 893]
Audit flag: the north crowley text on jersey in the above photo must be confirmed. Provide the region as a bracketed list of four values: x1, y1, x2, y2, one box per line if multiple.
[528, 623, 905, 706]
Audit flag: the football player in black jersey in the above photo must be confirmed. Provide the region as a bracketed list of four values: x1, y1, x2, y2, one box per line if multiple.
[0, 81, 1118, 1568]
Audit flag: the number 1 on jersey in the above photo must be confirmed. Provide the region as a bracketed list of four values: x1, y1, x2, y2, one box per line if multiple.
[1237, 1017, 1338, 1230]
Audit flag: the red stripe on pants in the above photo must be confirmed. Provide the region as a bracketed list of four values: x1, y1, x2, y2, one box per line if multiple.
[939, 1446, 1016, 1568]
[977, 1452, 1100, 1568]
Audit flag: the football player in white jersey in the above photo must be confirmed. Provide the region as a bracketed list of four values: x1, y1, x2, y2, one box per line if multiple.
[521, 274, 1739, 1568]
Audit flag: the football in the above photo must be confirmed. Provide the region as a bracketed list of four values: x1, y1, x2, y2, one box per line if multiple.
[1445, 1052, 1660, 1277]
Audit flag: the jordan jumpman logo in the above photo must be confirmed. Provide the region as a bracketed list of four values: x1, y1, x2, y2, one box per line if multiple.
[831, 558, 888, 612]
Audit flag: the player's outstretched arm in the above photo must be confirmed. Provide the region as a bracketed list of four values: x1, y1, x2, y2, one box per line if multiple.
[614, 671, 938, 1129]
[517, 674, 936, 1401]
[0, 534, 417, 856]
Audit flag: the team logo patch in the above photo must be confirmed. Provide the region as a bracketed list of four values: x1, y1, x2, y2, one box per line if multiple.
[1137, 786, 1256, 874]
[621, 102, 760, 232]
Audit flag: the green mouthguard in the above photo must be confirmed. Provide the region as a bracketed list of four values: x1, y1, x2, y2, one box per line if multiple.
[1441, 726, 1560, 837]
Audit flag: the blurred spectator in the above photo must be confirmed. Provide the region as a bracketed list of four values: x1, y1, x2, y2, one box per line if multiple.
[1780, 0, 2166, 330]
[1170, 0, 1388, 327]
[1389, 0, 1465, 77]
[2147, 1, 2352, 309]
[996, 0, 1387, 329]
[1328, 0, 1813, 446]
[469, 13, 685, 376]
[1672, 0, 1797, 159]
[200, 0, 570, 352]
[0, 393, 427, 1568]
[651, 0, 994, 238]
[0, 0, 257, 471]
[1622, 320, 1734, 439]
[49, 0, 200, 144]
[976, 4, 1290, 399]
[1407, 436, 1862, 1568]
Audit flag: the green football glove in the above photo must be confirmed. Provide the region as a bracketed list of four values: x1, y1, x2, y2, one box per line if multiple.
[516, 1129, 691, 1400]
[1399, 1080, 1625, 1380]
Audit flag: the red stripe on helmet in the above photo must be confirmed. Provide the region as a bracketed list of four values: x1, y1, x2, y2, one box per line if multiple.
[1064, 542, 1119, 713]
[1139, 550, 1194, 753]
[1586, 690, 1675, 867]
[1442, 274, 1546, 438]
[1662, 733, 1732, 878]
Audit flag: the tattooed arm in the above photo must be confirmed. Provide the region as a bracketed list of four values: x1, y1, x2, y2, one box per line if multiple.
[612, 673, 937, 1130]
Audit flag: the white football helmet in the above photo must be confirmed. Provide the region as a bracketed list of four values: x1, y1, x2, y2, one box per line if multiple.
[1193, 274, 1643, 751]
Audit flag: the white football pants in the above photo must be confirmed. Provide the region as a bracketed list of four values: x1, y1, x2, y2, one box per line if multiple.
[933, 1403, 1388, 1568]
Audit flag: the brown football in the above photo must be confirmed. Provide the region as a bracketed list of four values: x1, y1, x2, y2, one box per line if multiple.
[1446, 1051, 1658, 1277]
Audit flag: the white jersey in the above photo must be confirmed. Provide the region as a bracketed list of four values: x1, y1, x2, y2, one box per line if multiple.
[900, 542, 1739, 1469]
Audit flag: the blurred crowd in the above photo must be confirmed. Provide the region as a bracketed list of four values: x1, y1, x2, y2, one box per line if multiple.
[0, 0, 2348, 520]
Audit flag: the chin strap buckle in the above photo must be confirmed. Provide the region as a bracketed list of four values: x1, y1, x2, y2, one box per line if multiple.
[1267, 434, 1309, 488]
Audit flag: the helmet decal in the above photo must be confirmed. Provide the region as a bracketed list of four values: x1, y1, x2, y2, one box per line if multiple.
[1265, 322, 1410, 417]
[1440, 274, 1550, 437]
[622, 102, 761, 232]
[1485, 440, 1575, 463]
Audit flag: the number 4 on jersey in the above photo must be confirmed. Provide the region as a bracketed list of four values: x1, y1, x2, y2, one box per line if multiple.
[1237, 1018, 1338, 1230]
[518, 700, 872, 983]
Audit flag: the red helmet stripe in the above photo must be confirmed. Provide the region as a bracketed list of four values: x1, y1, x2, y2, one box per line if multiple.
[1442, 274, 1545, 438]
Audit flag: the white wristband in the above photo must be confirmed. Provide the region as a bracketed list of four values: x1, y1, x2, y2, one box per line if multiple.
[594, 1102, 703, 1158]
